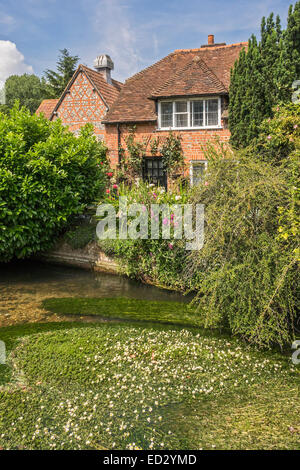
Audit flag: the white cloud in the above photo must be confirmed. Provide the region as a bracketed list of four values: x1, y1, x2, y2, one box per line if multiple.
[0, 41, 34, 88]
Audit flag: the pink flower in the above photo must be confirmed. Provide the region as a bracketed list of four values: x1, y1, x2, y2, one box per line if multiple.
[168, 243, 174, 250]
[267, 135, 272, 140]
[153, 193, 157, 199]
[294, 124, 298, 129]
[113, 184, 118, 189]
[163, 217, 169, 226]
[170, 213, 174, 220]
[142, 205, 147, 212]
[106, 189, 110, 194]
[204, 181, 209, 186]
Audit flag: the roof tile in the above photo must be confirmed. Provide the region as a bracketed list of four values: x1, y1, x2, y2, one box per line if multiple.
[35, 99, 59, 119]
[104, 42, 247, 123]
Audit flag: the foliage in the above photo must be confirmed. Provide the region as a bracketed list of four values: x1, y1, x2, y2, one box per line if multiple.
[118, 129, 184, 184]
[0, 321, 298, 449]
[44, 49, 79, 98]
[251, 102, 300, 162]
[64, 223, 97, 250]
[229, 3, 300, 148]
[98, 181, 191, 288]
[0, 104, 10, 115]
[187, 142, 299, 348]
[4, 74, 46, 114]
[160, 132, 185, 176]
[251, 104, 300, 247]
[0, 105, 108, 262]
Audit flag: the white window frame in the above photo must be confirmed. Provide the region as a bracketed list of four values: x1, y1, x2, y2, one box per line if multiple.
[190, 160, 208, 186]
[158, 97, 221, 130]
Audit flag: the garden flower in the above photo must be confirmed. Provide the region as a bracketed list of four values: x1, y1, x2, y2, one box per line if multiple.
[267, 135, 272, 140]
[106, 189, 110, 194]
[168, 243, 174, 250]
[113, 184, 118, 189]
[294, 124, 298, 129]
[106, 172, 113, 177]
[163, 218, 169, 226]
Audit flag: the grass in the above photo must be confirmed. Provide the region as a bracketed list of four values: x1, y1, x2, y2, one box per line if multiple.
[42, 297, 202, 327]
[0, 320, 299, 450]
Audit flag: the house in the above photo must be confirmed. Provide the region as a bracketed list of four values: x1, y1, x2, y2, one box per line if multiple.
[37, 55, 122, 141]
[103, 35, 247, 186]
[36, 99, 59, 119]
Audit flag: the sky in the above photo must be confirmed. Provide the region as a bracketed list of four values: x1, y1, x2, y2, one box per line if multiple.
[0, 0, 292, 87]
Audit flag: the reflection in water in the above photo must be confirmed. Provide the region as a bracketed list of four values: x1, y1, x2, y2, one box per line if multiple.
[0, 260, 189, 327]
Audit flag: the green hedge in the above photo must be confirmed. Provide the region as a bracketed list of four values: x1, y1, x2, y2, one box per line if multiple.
[0, 105, 108, 262]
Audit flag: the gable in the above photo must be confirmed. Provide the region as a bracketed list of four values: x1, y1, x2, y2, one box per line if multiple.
[53, 71, 107, 129]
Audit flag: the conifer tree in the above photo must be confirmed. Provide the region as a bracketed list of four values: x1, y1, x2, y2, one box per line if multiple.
[44, 49, 79, 98]
[229, 2, 300, 148]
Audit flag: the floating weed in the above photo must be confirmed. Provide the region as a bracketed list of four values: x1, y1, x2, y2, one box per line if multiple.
[0, 323, 299, 450]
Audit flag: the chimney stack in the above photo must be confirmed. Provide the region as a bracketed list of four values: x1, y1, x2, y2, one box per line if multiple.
[208, 34, 214, 45]
[94, 54, 114, 84]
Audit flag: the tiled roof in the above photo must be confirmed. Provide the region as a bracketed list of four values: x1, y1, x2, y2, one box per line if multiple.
[150, 56, 227, 99]
[35, 99, 59, 119]
[79, 65, 122, 108]
[50, 64, 123, 119]
[103, 42, 247, 123]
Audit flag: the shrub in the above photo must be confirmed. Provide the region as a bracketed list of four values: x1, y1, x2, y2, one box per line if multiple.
[187, 140, 299, 348]
[97, 181, 191, 289]
[0, 105, 108, 262]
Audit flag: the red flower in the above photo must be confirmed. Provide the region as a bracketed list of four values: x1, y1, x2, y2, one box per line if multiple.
[106, 189, 110, 194]
[106, 172, 113, 177]
[113, 184, 118, 189]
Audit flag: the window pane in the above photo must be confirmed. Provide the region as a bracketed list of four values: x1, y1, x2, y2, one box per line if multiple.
[175, 101, 187, 113]
[192, 163, 206, 186]
[192, 101, 204, 127]
[175, 113, 188, 127]
[205, 99, 218, 126]
[161, 102, 173, 127]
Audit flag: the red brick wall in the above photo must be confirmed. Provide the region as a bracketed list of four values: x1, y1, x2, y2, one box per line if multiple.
[104, 119, 230, 170]
[53, 71, 107, 140]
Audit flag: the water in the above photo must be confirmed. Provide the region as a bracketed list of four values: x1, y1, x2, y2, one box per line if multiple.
[0, 260, 189, 327]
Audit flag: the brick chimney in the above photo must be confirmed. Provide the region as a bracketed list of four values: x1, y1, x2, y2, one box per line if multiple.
[94, 54, 114, 84]
[201, 35, 226, 48]
[208, 34, 214, 45]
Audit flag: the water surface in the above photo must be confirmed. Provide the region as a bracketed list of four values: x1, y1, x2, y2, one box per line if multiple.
[0, 261, 189, 327]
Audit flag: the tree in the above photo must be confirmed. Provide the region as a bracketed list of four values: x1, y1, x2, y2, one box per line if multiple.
[0, 104, 108, 262]
[187, 107, 299, 347]
[229, 3, 300, 148]
[44, 49, 79, 98]
[4, 74, 45, 114]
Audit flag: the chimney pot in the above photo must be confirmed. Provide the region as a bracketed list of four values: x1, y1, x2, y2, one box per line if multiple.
[208, 34, 214, 45]
[94, 54, 114, 84]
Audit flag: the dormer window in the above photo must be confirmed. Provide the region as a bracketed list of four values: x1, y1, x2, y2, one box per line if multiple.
[158, 97, 221, 130]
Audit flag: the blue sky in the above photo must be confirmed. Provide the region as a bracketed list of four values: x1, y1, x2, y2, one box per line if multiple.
[0, 0, 292, 85]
